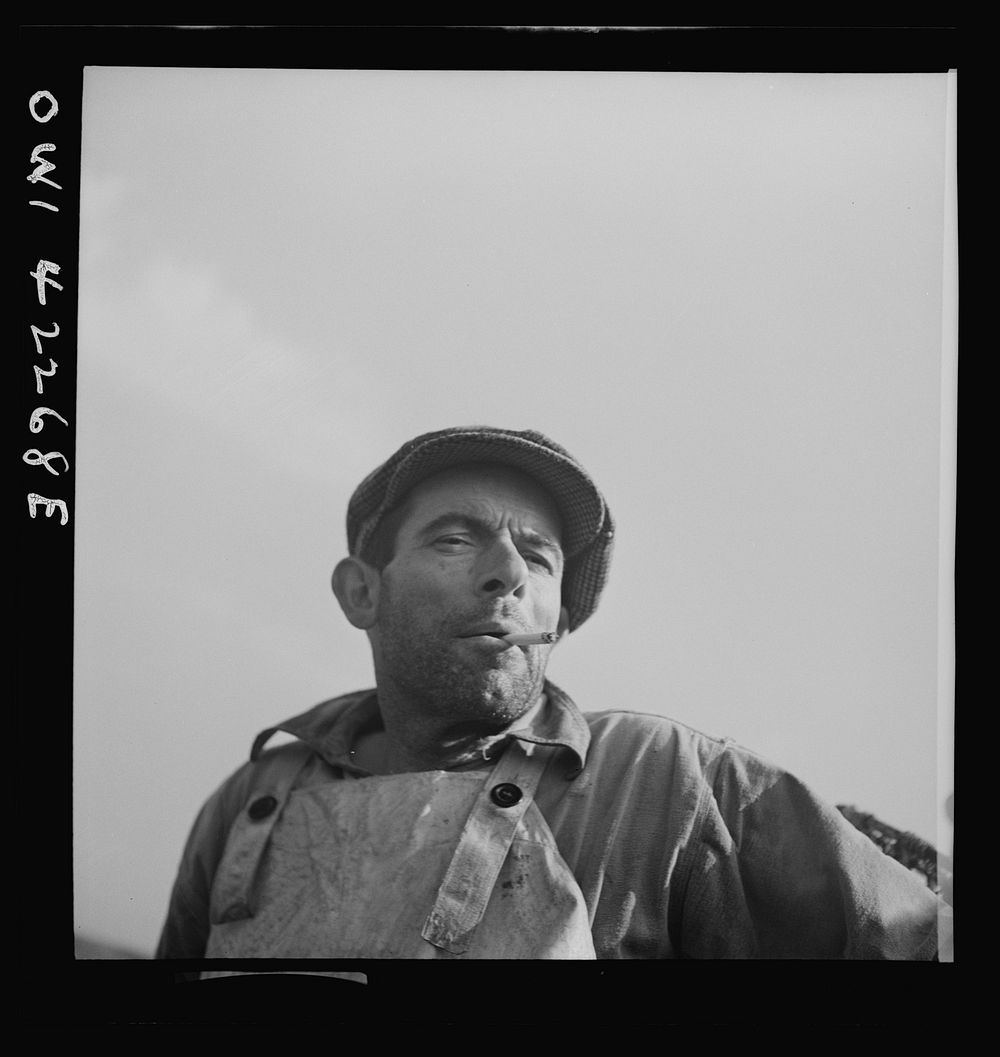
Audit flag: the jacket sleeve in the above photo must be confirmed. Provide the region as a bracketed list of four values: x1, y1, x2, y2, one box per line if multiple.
[679, 743, 945, 959]
[155, 762, 255, 959]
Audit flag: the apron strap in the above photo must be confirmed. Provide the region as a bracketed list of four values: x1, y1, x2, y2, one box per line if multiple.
[209, 745, 314, 926]
[422, 739, 551, 954]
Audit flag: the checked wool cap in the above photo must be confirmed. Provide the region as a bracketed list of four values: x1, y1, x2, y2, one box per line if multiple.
[347, 426, 614, 632]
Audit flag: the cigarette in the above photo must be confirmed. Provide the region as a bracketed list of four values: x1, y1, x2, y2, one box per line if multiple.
[502, 632, 560, 645]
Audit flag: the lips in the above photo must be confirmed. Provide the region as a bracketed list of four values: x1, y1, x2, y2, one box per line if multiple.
[458, 625, 520, 640]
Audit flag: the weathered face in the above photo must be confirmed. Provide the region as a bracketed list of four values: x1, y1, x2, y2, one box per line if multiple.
[369, 463, 567, 729]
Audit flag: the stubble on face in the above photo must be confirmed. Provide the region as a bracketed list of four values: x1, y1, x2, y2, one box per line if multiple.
[368, 465, 564, 734]
[374, 573, 549, 731]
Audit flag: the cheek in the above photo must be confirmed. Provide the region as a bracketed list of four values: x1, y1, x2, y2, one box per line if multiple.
[383, 563, 468, 611]
[529, 575, 563, 617]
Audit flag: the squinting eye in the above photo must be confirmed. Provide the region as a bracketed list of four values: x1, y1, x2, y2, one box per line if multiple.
[525, 553, 552, 570]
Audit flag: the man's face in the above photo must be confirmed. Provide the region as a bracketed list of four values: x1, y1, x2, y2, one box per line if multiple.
[368, 463, 567, 729]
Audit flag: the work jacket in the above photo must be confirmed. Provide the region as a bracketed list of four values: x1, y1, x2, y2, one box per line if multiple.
[157, 681, 944, 960]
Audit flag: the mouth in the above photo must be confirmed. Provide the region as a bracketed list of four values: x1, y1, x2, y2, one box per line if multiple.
[458, 625, 519, 640]
[456, 626, 523, 649]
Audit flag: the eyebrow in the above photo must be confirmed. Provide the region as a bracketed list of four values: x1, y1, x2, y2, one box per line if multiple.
[415, 513, 564, 558]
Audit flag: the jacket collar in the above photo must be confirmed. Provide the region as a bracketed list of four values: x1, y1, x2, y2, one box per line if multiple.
[250, 680, 591, 774]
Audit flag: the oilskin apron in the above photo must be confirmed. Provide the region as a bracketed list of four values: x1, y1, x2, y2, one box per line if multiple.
[204, 739, 596, 959]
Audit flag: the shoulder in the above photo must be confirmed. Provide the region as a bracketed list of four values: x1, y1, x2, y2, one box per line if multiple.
[202, 689, 375, 823]
[582, 707, 743, 765]
[579, 707, 788, 803]
[583, 707, 729, 746]
[250, 688, 376, 761]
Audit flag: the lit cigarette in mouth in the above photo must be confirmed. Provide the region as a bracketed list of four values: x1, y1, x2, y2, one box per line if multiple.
[501, 631, 560, 645]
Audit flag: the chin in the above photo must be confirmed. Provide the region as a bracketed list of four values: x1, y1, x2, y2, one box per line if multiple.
[382, 647, 544, 726]
[409, 663, 535, 726]
[458, 670, 542, 725]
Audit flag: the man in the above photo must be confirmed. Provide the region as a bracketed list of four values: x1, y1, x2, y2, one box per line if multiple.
[158, 426, 945, 960]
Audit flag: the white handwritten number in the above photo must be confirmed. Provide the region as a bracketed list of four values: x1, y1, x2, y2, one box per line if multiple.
[22, 448, 69, 475]
[29, 406, 69, 433]
[30, 322, 60, 355]
[33, 359, 59, 395]
[26, 92, 68, 528]
[30, 261, 62, 306]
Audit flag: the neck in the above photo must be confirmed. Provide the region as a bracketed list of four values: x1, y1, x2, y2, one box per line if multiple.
[363, 726, 502, 775]
[362, 686, 545, 775]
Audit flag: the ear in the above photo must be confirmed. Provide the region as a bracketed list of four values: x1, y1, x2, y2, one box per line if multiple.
[331, 557, 381, 630]
[556, 605, 570, 639]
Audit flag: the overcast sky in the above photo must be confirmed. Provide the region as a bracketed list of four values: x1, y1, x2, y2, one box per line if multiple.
[72, 67, 956, 955]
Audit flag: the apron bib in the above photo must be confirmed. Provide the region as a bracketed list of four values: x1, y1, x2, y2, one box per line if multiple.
[205, 739, 595, 960]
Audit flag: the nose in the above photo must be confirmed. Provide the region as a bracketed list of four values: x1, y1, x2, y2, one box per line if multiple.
[476, 538, 529, 600]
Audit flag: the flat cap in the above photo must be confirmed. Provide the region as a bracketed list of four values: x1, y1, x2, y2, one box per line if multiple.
[347, 426, 614, 631]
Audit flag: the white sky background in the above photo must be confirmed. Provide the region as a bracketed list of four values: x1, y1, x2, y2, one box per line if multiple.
[73, 67, 955, 955]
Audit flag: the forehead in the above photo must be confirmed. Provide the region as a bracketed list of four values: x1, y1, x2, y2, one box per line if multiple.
[399, 463, 563, 539]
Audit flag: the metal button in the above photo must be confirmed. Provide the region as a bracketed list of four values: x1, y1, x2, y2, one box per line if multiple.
[248, 795, 277, 820]
[490, 783, 523, 808]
